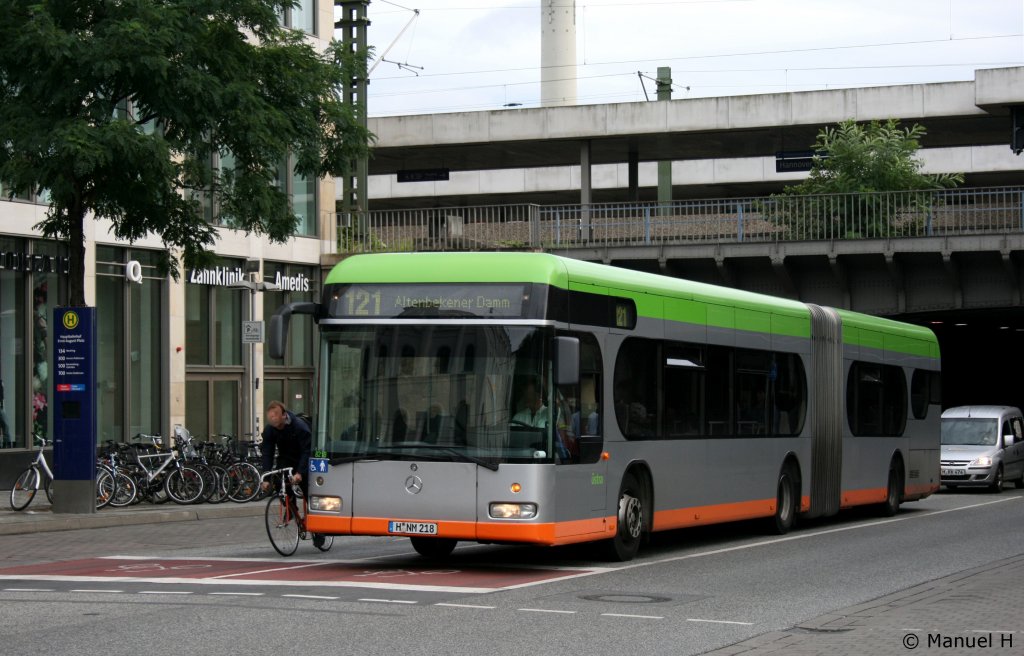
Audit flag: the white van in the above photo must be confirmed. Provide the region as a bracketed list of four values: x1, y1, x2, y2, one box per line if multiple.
[940, 406, 1024, 491]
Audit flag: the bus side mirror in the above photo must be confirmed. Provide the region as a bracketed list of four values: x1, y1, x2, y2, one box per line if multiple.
[555, 336, 579, 386]
[268, 302, 319, 360]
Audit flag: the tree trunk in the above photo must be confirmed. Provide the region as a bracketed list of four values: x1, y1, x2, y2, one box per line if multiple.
[68, 199, 88, 307]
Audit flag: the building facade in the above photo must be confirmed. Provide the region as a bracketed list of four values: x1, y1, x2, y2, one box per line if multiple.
[0, 0, 335, 480]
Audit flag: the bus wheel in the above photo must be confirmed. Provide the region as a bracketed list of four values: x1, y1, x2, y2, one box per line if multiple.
[602, 472, 645, 562]
[879, 460, 904, 517]
[410, 537, 457, 559]
[770, 465, 798, 534]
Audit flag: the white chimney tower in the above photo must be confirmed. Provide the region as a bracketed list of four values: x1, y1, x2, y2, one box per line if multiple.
[540, 0, 577, 107]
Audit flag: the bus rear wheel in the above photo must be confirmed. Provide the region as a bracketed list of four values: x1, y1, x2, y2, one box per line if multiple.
[879, 460, 904, 517]
[602, 471, 646, 562]
[410, 537, 457, 559]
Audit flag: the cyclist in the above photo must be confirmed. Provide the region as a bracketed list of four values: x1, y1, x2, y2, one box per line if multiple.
[259, 401, 324, 548]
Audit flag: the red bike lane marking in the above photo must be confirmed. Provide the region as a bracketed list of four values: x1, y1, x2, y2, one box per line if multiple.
[0, 558, 595, 590]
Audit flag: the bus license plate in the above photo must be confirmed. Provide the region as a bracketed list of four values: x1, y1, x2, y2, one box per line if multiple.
[388, 521, 438, 535]
[941, 468, 965, 476]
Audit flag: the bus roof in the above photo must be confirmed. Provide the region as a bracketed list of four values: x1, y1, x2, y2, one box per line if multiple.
[326, 252, 807, 313]
[325, 253, 937, 356]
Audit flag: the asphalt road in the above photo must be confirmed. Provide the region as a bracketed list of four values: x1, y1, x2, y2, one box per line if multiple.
[1, 488, 1022, 656]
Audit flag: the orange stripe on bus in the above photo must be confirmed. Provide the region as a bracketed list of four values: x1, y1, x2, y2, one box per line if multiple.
[305, 515, 615, 546]
[653, 498, 777, 531]
[839, 487, 887, 508]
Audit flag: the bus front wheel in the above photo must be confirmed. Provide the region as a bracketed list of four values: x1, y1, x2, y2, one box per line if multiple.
[410, 537, 457, 559]
[602, 471, 646, 562]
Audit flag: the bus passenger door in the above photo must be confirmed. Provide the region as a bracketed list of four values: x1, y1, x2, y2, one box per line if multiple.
[554, 333, 608, 537]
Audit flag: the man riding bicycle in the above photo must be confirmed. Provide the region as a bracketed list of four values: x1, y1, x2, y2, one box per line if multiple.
[260, 401, 325, 549]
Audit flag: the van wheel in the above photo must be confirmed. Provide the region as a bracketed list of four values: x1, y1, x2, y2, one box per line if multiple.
[601, 472, 645, 562]
[989, 466, 1004, 493]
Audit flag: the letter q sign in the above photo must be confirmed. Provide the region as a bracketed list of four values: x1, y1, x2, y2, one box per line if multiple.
[125, 260, 143, 284]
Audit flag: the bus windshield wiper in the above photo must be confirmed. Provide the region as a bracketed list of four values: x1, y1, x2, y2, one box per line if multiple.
[372, 443, 500, 471]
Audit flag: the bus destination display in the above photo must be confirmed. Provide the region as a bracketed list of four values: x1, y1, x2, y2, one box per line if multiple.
[329, 284, 531, 318]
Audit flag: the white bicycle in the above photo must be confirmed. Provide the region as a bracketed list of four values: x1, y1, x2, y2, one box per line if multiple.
[9, 433, 116, 511]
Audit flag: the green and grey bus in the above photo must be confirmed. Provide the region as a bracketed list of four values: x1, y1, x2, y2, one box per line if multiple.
[270, 252, 941, 560]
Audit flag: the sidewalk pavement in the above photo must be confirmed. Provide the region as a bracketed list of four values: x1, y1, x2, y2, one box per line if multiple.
[704, 553, 1024, 656]
[0, 500, 264, 536]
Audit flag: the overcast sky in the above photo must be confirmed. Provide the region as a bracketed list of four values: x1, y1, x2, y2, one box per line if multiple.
[342, 0, 1024, 117]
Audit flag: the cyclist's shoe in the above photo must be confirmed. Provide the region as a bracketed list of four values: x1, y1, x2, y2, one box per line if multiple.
[312, 534, 326, 549]
[299, 531, 309, 541]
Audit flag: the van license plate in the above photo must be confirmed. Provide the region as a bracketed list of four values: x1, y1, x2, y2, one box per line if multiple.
[388, 521, 438, 535]
[941, 468, 965, 476]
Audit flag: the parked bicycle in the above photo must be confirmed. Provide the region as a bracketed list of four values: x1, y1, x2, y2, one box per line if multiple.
[9, 434, 115, 511]
[260, 467, 333, 556]
[124, 433, 205, 505]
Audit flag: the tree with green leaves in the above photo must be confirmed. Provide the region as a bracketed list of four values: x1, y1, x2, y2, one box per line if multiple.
[773, 119, 963, 238]
[0, 0, 373, 306]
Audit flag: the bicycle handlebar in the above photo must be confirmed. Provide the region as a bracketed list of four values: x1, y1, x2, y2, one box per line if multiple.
[260, 467, 294, 481]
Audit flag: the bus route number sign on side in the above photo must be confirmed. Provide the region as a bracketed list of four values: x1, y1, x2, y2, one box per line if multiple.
[242, 321, 264, 343]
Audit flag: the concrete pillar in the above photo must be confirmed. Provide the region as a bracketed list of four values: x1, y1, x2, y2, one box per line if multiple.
[656, 67, 672, 213]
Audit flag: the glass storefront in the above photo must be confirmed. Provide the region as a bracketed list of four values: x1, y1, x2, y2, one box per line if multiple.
[0, 237, 68, 449]
[263, 262, 317, 416]
[95, 246, 166, 442]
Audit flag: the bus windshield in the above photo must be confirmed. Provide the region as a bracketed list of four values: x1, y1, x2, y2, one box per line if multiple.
[941, 418, 998, 446]
[317, 324, 557, 465]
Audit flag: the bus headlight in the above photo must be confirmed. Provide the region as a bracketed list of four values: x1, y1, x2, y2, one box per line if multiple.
[489, 502, 537, 519]
[309, 495, 342, 512]
[970, 456, 993, 468]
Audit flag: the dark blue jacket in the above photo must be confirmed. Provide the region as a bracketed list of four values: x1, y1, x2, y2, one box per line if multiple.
[261, 411, 311, 478]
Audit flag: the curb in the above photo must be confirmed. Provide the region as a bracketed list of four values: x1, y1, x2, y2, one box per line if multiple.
[0, 502, 265, 536]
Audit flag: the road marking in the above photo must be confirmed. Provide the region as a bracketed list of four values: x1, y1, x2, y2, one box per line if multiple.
[687, 618, 754, 626]
[618, 497, 1021, 573]
[435, 603, 496, 609]
[3, 588, 53, 592]
[518, 608, 576, 614]
[970, 629, 1016, 634]
[358, 598, 418, 604]
[138, 590, 193, 595]
[210, 562, 326, 579]
[602, 613, 664, 619]
[208, 592, 265, 597]
[70, 589, 123, 593]
[283, 594, 339, 600]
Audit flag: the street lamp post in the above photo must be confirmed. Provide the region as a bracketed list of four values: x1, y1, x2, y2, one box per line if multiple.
[230, 279, 280, 443]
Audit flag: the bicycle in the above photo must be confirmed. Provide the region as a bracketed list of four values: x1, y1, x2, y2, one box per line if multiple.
[126, 433, 205, 505]
[260, 467, 333, 556]
[9, 434, 115, 511]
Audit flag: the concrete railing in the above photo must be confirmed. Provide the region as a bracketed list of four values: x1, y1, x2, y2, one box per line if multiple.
[328, 186, 1024, 254]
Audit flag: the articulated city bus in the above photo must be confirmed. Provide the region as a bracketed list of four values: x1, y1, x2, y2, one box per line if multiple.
[269, 252, 941, 560]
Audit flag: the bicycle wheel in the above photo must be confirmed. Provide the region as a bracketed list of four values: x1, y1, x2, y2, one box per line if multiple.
[95, 468, 115, 509]
[265, 495, 300, 556]
[164, 467, 205, 505]
[44, 475, 53, 504]
[9, 467, 39, 511]
[191, 463, 218, 504]
[226, 462, 261, 503]
[109, 471, 138, 507]
[206, 465, 229, 504]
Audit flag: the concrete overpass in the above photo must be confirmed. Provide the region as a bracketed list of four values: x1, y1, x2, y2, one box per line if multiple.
[344, 67, 1024, 410]
[362, 66, 1024, 208]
